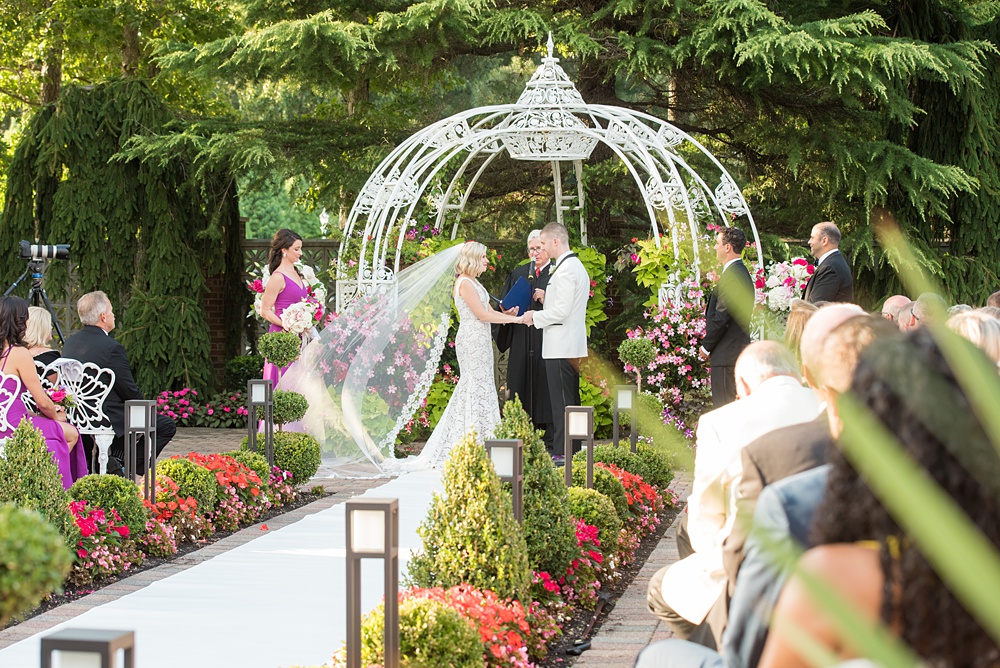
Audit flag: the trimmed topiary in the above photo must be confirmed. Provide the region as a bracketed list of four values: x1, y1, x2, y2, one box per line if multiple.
[567, 487, 622, 555]
[241, 431, 321, 486]
[0, 421, 75, 541]
[618, 337, 656, 391]
[0, 504, 73, 627]
[258, 331, 302, 369]
[494, 397, 578, 579]
[571, 461, 630, 522]
[273, 390, 309, 427]
[228, 449, 270, 484]
[156, 458, 218, 514]
[407, 431, 531, 601]
[353, 596, 485, 668]
[69, 474, 150, 537]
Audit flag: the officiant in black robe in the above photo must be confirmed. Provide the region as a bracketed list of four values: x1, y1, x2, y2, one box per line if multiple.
[495, 231, 554, 449]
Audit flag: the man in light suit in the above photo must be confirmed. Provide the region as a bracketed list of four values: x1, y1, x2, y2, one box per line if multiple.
[646, 341, 819, 648]
[62, 291, 176, 476]
[523, 222, 590, 457]
[700, 227, 755, 408]
[804, 221, 853, 304]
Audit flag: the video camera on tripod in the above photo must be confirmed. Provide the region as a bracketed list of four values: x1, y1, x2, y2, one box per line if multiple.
[4, 240, 72, 345]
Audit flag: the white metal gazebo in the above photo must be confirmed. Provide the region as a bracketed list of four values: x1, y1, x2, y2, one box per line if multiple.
[336, 35, 761, 311]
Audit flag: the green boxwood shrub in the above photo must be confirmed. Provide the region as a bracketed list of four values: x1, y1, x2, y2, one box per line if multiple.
[225, 354, 264, 391]
[228, 450, 270, 484]
[581, 442, 675, 491]
[0, 421, 75, 541]
[0, 504, 73, 627]
[407, 432, 531, 601]
[567, 487, 622, 555]
[358, 597, 485, 668]
[571, 461, 629, 522]
[157, 458, 218, 514]
[258, 331, 301, 369]
[273, 390, 309, 427]
[69, 474, 150, 537]
[493, 397, 578, 578]
[241, 431, 321, 485]
[620, 391, 666, 430]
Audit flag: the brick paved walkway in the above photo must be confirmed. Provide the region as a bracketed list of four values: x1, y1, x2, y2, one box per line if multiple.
[573, 472, 693, 668]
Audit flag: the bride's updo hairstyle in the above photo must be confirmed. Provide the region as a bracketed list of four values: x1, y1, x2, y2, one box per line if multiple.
[268, 228, 304, 274]
[455, 241, 488, 277]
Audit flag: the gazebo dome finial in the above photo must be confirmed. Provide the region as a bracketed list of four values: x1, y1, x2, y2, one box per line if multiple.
[515, 36, 586, 108]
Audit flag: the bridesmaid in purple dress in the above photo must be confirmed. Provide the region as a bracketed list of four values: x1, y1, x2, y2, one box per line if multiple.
[260, 229, 308, 384]
[0, 297, 85, 489]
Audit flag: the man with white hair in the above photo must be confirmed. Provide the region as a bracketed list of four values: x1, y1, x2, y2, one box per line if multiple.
[880, 294, 911, 323]
[495, 229, 553, 450]
[646, 340, 819, 647]
[62, 291, 176, 476]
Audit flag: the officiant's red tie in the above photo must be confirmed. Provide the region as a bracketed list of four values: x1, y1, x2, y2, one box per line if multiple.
[535, 268, 541, 278]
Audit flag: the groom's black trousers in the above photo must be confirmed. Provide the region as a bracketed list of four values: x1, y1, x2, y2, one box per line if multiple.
[545, 357, 582, 456]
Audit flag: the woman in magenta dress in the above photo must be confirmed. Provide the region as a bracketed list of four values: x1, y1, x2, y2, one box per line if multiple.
[259, 228, 309, 384]
[0, 297, 85, 489]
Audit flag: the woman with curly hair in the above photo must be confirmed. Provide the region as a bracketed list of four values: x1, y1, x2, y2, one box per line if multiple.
[759, 328, 1000, 667]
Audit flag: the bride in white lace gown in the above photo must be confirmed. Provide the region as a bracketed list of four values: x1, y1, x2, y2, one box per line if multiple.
[415, 242, 527, 468]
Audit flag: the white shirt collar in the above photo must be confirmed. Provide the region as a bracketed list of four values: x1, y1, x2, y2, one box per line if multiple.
[816, 248, 839, 266]
[536, 260, 551, 271]
[555, 250, 574, 265]
[723, 257, 741, 271]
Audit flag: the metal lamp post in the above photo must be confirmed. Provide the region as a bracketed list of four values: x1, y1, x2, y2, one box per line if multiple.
[613, 384, 638, 452]
[124, 400, 156, 500]
[485, 439, 524, 523]
[247, 379, 274, 466]
[345, 498, 399, 668]
[40, 628, 134, 668]
[564, 406, 595, 488]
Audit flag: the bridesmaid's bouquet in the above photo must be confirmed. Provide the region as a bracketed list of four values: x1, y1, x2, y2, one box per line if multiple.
[281, 301, 321, 334]
[246, 262, 329, 325]
[47, 386, 77, 409]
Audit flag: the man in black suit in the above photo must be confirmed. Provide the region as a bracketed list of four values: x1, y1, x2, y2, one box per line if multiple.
[495, 230, 553, 450]
[62, 291, 176, 475]
[804, 221, 853, 303]
[700, 227, 755, 407]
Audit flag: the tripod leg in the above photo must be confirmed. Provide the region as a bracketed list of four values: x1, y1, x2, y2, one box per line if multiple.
[36, 287, 67, 346]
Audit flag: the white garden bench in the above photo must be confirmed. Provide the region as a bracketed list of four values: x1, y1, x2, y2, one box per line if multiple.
[23, 359, 117, 474]
[0, 372, 22, 459]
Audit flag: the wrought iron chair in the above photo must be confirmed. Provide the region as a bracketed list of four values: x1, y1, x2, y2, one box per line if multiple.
[0, 372, 24, 459]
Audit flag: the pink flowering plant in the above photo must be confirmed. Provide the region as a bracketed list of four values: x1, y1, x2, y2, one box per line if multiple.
[139, 518, 178, 557]
[532, 520, 607, 614]
[67, 500, 143, 587]
[155, 388, 248, 428]
[156, 388, 199, 423]
[625, 277, 712, 441]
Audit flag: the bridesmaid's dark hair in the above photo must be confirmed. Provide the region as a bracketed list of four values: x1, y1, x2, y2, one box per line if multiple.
[268, 228, 304, 274]
[0, 296, 29, 349]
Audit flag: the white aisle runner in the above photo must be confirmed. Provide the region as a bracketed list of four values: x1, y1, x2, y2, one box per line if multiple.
[0, 469, 443, 668]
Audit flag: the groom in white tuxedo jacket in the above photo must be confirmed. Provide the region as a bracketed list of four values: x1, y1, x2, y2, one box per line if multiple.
[523, 222, 590, 455]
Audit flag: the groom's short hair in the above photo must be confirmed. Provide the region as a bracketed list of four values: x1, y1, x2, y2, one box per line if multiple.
[541, 222, 569, 245]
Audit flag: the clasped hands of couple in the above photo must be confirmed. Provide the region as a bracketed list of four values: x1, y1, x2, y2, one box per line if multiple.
[502, 288, 545, 326]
